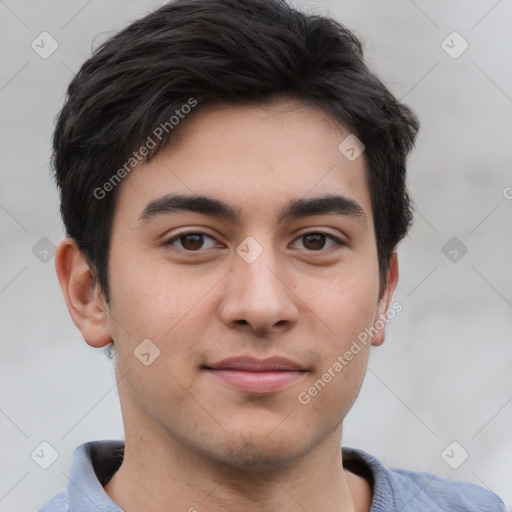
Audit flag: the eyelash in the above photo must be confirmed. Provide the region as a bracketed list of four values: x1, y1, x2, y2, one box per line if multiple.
[163, 230, 346, 253]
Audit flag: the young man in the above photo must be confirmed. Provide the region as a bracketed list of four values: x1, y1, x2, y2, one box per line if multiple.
[39, 0, 507, 510]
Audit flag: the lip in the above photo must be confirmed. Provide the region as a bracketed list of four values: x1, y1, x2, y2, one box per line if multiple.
[203, 356, 307, 394]
[206, 356, 306, 372]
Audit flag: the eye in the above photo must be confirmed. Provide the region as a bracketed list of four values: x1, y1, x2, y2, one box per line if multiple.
[291, 232, 345, 251]
[164, 231, 219, 251]
[164, 230, 345, 253]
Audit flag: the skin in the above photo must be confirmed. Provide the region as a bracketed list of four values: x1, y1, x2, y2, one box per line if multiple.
[56, 97, 398, 512]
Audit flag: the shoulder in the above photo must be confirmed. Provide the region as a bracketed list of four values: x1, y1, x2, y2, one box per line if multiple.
[342, 447, 507, 512]
[37, 490, 68, 512]
[36, 440, 125, 512]
[388, 467, 507, 511]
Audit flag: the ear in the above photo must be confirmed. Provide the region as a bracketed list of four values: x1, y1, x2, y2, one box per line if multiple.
[55, 238, 113, 348]
[371, 251, 399, 347]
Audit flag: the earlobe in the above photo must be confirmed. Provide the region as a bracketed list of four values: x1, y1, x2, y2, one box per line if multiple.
[55, 238, 113, 348]
[371, 251, 399, 347]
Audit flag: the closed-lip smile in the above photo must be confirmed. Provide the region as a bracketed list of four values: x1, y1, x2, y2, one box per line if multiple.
[203, 356, 307, 394]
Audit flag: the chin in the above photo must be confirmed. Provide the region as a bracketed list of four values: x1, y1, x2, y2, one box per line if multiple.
[212, 430, 311, 473]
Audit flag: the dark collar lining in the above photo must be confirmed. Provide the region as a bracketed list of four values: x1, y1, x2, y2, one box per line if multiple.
[342, 447, 375, 491]
[91, 443, 125, 486]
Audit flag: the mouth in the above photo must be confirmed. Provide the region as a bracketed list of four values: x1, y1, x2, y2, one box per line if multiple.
[203, 356, 308, 394]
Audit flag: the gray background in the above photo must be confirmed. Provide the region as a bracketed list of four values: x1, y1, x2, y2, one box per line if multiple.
[1, 0, 511, 510]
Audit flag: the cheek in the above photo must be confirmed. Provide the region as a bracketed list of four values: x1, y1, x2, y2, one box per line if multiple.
[107, 244, 205, 338]
[300, 356, 369, 432]
[295, 261, 379, 411]
[297, 282, 376, 426]
[305, 263, 380, 345]
[106, 246, 223, 388]
[106, 251, 207, 415]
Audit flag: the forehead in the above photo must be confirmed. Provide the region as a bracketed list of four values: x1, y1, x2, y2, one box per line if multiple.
[114, 98, 373, 228]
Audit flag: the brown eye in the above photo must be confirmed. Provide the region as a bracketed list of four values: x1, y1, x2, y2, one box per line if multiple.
[303, 233, 327, 250]
[291, 232, 345, 251]
[165, 232, 218, 251]
[180, 233, 205, 250]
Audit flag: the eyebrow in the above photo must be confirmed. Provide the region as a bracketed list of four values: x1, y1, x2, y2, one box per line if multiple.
[138, 192, 366, 226]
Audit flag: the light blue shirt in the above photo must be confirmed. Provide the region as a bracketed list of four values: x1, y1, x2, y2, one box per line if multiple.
[38, 440, 507, 511]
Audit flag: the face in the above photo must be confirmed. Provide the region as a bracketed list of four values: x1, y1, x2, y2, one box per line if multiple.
[103, 98, 396, 470]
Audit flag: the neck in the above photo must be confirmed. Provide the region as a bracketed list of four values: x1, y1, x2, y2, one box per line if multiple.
[104, 425, 371, 512]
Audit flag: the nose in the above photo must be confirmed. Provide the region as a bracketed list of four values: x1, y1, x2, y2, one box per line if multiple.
[218, 242, 299, 335]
